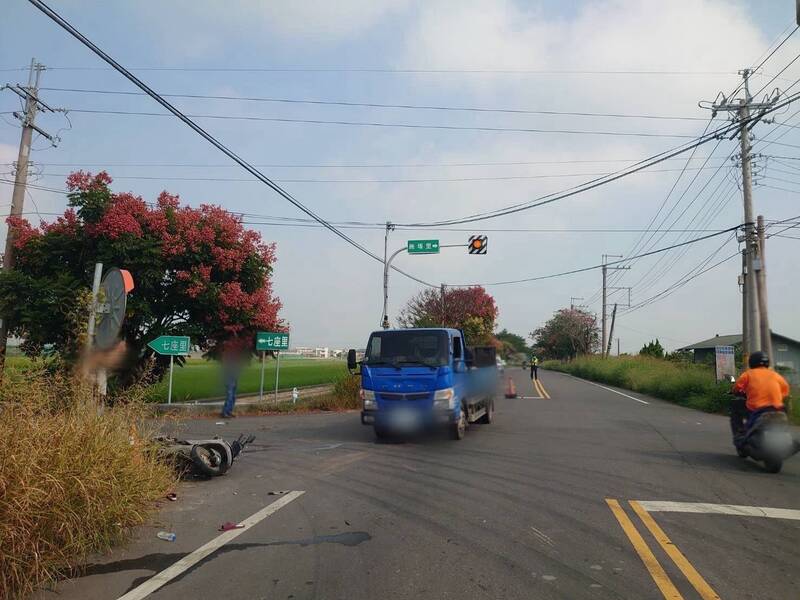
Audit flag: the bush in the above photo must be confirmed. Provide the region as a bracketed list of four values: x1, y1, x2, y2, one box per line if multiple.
[544, 355, 799, 423]
[0, 365, 174, 599]
[332, 372, 361, 406]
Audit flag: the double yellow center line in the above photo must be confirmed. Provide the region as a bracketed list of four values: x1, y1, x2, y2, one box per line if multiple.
[606, 499, 720, 600]
[533, 378, 550, 399]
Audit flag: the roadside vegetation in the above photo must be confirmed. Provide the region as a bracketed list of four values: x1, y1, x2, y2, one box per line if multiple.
[0, 364, 174, 599]
[231, 372, 360, 415]
[543, 355, 798, 424]
[145, 357, 347, 402]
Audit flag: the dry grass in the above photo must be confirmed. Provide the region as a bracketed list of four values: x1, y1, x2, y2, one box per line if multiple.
[0, 364, 175, 599]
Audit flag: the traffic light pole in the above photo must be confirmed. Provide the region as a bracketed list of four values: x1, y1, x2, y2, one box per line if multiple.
[381, 244, 467, 329]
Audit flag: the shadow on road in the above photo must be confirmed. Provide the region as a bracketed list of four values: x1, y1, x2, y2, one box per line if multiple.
[64, 532, 371, 594]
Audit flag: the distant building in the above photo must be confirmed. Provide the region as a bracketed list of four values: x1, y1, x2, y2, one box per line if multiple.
[678, 332, 800, 384]
[291, 346, 334, 359]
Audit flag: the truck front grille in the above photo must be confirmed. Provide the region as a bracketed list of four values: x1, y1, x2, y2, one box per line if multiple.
[379, 392, 430, 401]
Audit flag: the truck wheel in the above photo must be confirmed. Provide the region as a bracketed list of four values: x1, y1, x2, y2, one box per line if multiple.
[374, 426, 390, 440]
[479, 399, 494, 424]
[450, 407, 467, 440]
[764, 459, 782, 474]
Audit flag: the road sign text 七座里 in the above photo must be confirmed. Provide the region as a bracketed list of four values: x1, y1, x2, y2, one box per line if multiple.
[256, 332, 290, 351]
[147, 335, 191, 356]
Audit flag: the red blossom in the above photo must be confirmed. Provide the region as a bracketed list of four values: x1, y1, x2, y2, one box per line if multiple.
[66, 170, 113, 192]
[6, 216, 40, 249]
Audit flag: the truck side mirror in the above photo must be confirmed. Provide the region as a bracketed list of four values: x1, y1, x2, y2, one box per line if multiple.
[347, 349, 358, 372]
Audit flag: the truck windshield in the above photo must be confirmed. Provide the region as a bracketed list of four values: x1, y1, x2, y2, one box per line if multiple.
[365, 331, 449, 367]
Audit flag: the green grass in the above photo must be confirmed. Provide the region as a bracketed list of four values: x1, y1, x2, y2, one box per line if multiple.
[146, 357, 348, 402]
[544, 355, 799, 424]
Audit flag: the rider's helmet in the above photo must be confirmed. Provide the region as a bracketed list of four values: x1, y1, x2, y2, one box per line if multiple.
[748, 351, 770, 369]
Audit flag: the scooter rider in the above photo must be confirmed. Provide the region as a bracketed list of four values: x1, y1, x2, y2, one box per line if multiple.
[730, 351, 790, 443]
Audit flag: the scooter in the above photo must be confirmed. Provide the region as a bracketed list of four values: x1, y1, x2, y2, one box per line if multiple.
[154, 434, 255, 478]
[729, 378, 799, 473]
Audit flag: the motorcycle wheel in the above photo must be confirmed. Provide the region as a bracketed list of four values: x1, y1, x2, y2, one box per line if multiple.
[763, 459, 783, 474]
[191, 445, 223, 477]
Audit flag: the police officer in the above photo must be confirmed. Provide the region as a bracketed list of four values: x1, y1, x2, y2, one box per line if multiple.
[530, 355, 539, 381]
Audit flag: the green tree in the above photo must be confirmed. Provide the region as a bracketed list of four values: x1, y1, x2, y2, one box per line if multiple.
[495, 328, 529, 359]
[0, 171, 284, 385]
[530, 308, 599, 360]
[639, 339, 665, 359]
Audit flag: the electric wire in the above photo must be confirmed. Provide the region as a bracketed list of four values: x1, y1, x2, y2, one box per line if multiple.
[24, 0, 438, 289]
[38, 86, 709, 122]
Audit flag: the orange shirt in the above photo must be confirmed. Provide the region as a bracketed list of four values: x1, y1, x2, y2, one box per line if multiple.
[733, 368, 790, 412]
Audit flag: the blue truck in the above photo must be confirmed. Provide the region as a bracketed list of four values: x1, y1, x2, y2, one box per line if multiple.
[347, 328, 498, 440]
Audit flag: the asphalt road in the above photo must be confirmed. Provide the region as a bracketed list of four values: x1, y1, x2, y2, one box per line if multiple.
[38, 368, 799, 600]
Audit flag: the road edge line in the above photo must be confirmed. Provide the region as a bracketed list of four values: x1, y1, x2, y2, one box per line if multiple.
[117, 490, 306, 600]
[605, 498, 684, 600]
[629, 501, 720, 600]
[562, 373, 649, 404]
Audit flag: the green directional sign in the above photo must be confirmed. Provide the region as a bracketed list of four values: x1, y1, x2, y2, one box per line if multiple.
[147, 335, 191, 356]
[256, 331, 290, 351]
[407, 239, 440, 254]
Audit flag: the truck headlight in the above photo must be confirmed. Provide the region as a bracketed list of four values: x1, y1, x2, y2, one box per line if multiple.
[360, 388, 376, 410]
[433, 387, 455, 409]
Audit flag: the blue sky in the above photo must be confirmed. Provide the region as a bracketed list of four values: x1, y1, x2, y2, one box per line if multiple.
[2, 0, 799, 351]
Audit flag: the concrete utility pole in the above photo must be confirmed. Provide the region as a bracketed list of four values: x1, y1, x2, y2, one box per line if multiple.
[570, 296, 583, 310]
[606, 303, 618, 357]
[440, 284, 446, 327]
[756, 215, 773, 361]
[600, 254, 624, 356]
[381, 221, 394, 329]
[709, 68, 778, 362]
[0, 59, 58, 370]
[738, 89, 761, 355]
[741, 249, 749, 357]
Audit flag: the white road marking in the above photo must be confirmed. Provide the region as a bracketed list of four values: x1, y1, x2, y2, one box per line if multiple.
[637, 501, 800, 521]
[116, 490, 305, 600]
[563, 374, 649, 405]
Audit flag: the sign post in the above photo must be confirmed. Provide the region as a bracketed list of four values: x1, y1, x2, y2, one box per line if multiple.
[147, 335, 191, 404]
[715, 345, 736, 381]
[256, 332, 290, 403]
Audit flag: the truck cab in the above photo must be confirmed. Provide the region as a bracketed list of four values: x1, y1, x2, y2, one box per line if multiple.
[349, 328, 496, 440]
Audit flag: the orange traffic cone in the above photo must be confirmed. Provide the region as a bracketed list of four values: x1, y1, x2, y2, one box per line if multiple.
[504, 377, 517, 398]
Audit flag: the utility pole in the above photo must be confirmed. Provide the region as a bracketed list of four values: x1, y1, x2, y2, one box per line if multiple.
[440, 284, 446, 326]
[708, 68, 778, 361]
[740, 249, 749, 358]
[756, 215, 773, 361]
[570, 296, 583, 310]
[381, 221, 394, 329]
[605, 303, 618, 357]
[0, 59, 59, 370]
[617, 338, 620, 357]
[601, 254, 625, 356]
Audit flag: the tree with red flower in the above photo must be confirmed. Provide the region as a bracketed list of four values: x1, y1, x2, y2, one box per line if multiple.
[0, 171, 284, 385]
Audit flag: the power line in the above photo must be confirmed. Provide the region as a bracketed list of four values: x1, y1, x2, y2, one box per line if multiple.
[24, 0, 438, 290]
[393, 92, 800, 228]
[29, 164, 727, 185]
[0, 178, 737, 234]
[624, 247, 740, 314]
[447, 225, 739, 287]
[58, 107, 699, 139]
[38, 87, 709, 122]
[8, 155, 724, 169]
[13, 65, 744, 75]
